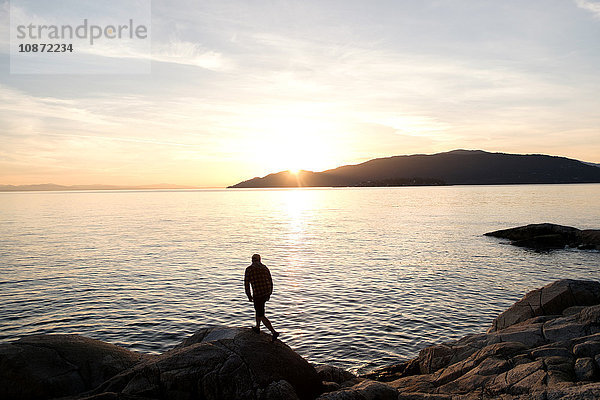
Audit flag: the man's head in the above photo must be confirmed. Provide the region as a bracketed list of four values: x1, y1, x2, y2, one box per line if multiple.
[252, 254, 261, 263]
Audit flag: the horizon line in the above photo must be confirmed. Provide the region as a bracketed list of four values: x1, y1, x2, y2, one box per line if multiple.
[2, 148, 599, 190]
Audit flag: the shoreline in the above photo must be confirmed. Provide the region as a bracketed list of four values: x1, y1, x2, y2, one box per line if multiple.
[4, 279, 600, 399]
[1, 181, 600, 193]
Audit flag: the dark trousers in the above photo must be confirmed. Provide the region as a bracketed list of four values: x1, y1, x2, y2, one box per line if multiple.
[253, 296, 269, 318]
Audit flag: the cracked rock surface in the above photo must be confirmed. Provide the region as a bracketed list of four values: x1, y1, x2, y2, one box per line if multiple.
[87, 326, 321, 400]
[4, 279, 600, 400]
[365, 279, 600, 399]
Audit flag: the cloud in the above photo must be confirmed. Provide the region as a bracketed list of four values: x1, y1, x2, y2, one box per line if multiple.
[575, 0, 600, 18]
[360, 113, 453, 137]
[0, 84, 118, 130]
[150, 39, 232, 70]
[0, 83, 241, 156]
[0, 84, 240, 185]
[76, 38, 231, 70]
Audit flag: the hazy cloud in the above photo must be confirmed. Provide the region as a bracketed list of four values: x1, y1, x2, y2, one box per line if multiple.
[150, 39, 232, 70]
[575, 0, 600, 18]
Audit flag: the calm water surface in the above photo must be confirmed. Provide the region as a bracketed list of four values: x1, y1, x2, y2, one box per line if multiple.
[1, 185, 599, 373]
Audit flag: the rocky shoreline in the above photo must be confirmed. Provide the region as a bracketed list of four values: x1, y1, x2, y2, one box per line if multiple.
[3, 279, 600, 399]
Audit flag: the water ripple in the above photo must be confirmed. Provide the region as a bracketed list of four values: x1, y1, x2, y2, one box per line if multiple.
[1, 185, 599, 373]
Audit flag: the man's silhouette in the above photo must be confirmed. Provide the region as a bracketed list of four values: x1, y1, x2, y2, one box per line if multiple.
[244, 254, 279, 341]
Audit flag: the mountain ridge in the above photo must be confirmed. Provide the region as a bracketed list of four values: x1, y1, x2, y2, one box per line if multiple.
[228, 149, 600, 188]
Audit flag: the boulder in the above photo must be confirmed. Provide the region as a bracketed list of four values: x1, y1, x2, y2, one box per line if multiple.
[363, 357, 420, 382]
[397, 394, 452, 400]
[580, 230, 600, 250]
[316, 379, 398, 400]
[368, 280, 600, 399]
[314, 365, 357, 385]
[90, 326, 321, 400]
[545, 383, 600, 399]
[74, 393, 153, 400]
[321, 381, 342, 393]
[0, 334, 149, 400]
[574, 358, 596, 381]
[259, 380, 300, 400]
[488, 279, 600, 332]
[484, 223, 600, 250]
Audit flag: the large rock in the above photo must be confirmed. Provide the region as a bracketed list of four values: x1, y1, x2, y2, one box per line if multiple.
[314, 364, 357, 385]
[488, 279, 600, 332]
[485, 223, 600, 250]
[315, 379, 398, 400]
[367, 279, 600, 399]
[71, 393, 154, 400]
[0, 334, 149, 400]
[261, 380, 301, 400]
[580, 230, 600, 250]
[90, 326, 321, 400]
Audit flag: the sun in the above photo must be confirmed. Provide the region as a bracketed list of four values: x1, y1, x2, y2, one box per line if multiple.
[241, 105, 346, 175]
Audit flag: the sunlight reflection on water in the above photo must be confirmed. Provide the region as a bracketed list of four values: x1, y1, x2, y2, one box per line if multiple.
[1, 185, 599, 373]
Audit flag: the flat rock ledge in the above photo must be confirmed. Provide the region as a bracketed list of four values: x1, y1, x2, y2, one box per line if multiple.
[485, 223, 600, 250]
[4, 279, 600, 400]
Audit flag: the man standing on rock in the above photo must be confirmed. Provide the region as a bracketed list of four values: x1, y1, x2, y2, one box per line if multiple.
[244, 254, 279, 342]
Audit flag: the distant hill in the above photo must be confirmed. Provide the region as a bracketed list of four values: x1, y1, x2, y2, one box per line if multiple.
[0, 183, 200, 192]
[228, 150, 600, 188]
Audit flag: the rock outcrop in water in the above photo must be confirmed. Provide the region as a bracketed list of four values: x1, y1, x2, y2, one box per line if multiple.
[485, 223, 600, 250]
[4, 280, 600, 399]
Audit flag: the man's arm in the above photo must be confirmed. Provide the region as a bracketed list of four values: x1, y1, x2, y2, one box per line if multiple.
[244, 269, 252, 301]
[267, 268, 273, 296]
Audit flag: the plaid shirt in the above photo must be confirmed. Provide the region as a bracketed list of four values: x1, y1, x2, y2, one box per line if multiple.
[244, 263, 273, 299]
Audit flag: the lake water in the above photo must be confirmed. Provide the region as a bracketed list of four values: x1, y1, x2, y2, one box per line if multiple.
[1, 184, 599, 374]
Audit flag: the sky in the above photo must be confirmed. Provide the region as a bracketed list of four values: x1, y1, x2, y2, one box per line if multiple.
[1, 0, 600, 187]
